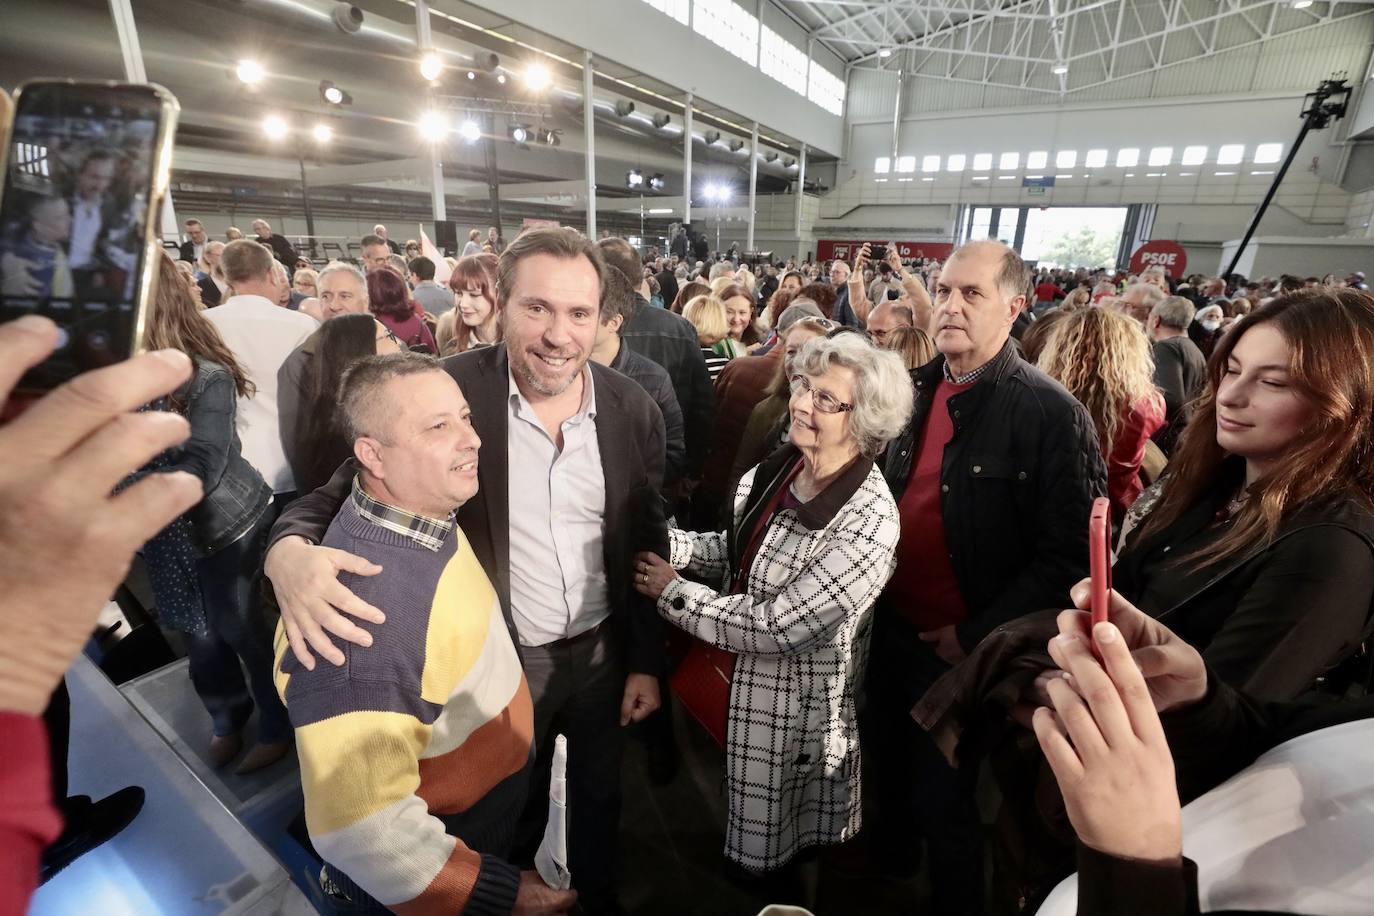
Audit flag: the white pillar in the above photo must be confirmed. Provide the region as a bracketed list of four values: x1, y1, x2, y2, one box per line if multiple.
[683, 92, 694, 225]
[584, 51, 597, 237]
[747, 121, 758, 251]
[794, 143, 807, 255]
[107, 0, 147, 82]
[430, 153, 446, 222]
[415, 1, 445, 222]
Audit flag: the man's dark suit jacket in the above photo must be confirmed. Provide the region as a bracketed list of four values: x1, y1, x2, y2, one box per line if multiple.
[178, 240, 198, 264]
[268, 343, 669, 676]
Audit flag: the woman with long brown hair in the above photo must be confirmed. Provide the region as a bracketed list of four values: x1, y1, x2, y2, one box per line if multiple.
[1038, 307, 1165, 517]
[139, 251, 291, 773]
[1114, 288, 1374, 701]
[446, 252, 501, 351]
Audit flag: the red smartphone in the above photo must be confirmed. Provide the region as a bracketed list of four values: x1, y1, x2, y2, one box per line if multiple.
[1088, 497, 1112, 626]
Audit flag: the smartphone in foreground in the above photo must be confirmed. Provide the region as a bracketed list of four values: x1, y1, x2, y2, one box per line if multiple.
[1088, 496, 1112, 627]
[0, 80, 178, 393]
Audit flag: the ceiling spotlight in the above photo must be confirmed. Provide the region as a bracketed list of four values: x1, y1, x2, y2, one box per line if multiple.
[466, 71, 476, 80]
[627, 169, 644, 189]
[784, 157, 796, 168]
[524, 62, 552, 91]
[418, 110, 449, 142]
[262, 114, 289, 140]
[1051, 62, 1069, 75]
[704, 130, 720, 145]
[236, 59, 265, 85]
[497, 73, 507, 85]
[318, 80, 352, 106]
[729, 139, 744, 152]
[541, 127, 562, 147]
[312, 123, 333, 143]
[648, 173, 665, 191]
[509, 123, 530, 147]
[459, 120, 481, 142]
[879, 48, 893, 59]
[615, 100, 636, 118]
[1292, 0, 1314, 7]
[419, 52, 443, 82]
[476, 52, 500, 73]
[652, 113, 671, 129]
[764, 151, 778, 162]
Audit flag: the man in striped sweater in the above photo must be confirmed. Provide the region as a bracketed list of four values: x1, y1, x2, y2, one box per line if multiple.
[273, 352, 575, 915]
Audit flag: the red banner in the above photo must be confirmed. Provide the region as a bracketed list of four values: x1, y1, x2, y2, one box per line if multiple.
[816, 240, 955, 263]
[1129, 240, 1187, 277]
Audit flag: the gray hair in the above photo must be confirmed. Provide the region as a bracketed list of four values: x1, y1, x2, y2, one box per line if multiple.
[317, 261, 368, 298]
[708, 261, 735, 281]
[791, 333, 915, 458]
[1124, 283, 1166, 307]
[339, 352, 443, 443]
[1151, 295, 1195, 330]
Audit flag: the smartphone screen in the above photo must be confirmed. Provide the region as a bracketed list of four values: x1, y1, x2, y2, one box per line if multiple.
[0, 82, 167, 390]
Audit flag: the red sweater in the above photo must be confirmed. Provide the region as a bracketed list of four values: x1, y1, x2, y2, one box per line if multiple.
[886, 379, 973, 631]
[1107, 390, 1166, 517]
[0, 713, 62, 915]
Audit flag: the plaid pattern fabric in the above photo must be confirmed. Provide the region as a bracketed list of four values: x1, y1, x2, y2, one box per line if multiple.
[661, 462, 901, 871]
[943, 356, 993, 385]
[349, 475, 453, 552]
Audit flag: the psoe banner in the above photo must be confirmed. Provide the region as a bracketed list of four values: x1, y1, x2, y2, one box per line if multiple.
[1129, 240, 1188, 277]
[816, 240, 955, 263]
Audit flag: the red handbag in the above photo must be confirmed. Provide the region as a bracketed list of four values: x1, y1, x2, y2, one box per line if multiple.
[670, 639, 735, 748]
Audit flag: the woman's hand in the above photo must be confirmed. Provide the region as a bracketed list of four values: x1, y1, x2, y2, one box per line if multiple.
[264, 535, 385, 670]
[633, 550, 678, 600]
[1033, 620, 1184, 865]
[853, 243, 870, 273]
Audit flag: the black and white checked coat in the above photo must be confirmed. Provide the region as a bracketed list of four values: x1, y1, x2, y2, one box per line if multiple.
[658, 445, 901, 872]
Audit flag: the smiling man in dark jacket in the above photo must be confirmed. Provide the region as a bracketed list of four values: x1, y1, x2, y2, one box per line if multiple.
[864, 239, 1106, 915]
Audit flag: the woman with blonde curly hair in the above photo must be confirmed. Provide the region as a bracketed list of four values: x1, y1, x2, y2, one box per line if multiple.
[1038, 306, 1165, 516]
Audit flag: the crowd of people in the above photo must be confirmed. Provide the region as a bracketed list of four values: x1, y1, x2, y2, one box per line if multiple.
[2, 209, 1373, 916]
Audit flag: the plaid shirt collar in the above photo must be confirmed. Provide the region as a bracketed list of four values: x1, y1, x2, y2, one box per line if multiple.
[943, 356, 993, 385]
[350, 476, 453, 552]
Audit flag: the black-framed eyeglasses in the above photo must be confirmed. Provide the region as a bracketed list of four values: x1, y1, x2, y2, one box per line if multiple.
[789, 374, 855, 413]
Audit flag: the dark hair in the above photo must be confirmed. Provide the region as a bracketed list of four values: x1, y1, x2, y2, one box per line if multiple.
[409, 256, 436, 281]
[295, 314, 379, 492]
[600, 267, 635, 325]
[448, 253, 501, 350]
[716, 282, 760, 345]
[796, 282, 838, 320]
[367, 268, 413, 319]
[339, 351, 444, 444]
[497, 227, 605, 310]
[597, 237, 643, 289]
[145, 253, 255, 411]
[670, 280, 710, 314]
[1137, 289, 1374, 568]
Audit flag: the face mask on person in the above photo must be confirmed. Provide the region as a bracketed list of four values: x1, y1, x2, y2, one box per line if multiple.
[1200, 318, 1221, 332]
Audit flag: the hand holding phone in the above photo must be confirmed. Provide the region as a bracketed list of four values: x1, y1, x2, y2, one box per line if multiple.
[1088, 496, 1112, 627]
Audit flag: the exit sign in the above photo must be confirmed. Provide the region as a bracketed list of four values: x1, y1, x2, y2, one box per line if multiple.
[1027, 186, 1047, 197]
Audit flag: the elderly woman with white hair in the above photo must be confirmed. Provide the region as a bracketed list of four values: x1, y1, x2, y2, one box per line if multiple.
[634, 333, 915, 889]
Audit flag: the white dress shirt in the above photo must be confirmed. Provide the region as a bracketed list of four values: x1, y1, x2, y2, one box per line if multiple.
[68, 196, 103, 268]
[203, 295, 318, 493]
[506, 367, 610, 647]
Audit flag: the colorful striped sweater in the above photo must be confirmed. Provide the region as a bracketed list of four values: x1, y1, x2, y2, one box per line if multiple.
[273, 496, 535, 914]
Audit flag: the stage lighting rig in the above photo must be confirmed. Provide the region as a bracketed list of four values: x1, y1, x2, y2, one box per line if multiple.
[319, 80, 352, 106]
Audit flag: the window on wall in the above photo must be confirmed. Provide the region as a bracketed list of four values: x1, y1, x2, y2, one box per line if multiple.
[895, 155, 916, 173]
[1026, 151, 1048, 169]
[1217, 144, 1245, 165]
[999, 151, 1020, 170]
[922, 154, 941, 172]
[1148, 146, 1173, 166]
[1055, 150, 1077, 168]
[946, 153, 966, 171]
[1084, 149, 1108, 168]
[693, 0, 758, 65]
[1116, 148, 1140, 167]
[759, 26, 808, 94]
[1181, 145, 1207, 166]
[808, 65, 845, 116]
[1254, 143, 1283, 163]
[874, 157, 890, 174]
[641, 0, 689, 25]
[972, 153, 993, 170]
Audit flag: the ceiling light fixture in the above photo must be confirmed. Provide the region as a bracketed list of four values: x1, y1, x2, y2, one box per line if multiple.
[318, 80, 352, 106]
[524, 62, 552, 91]
[1052, 62, 1069, 75]
[262, 114, 289, 140]
[236, 59, 265, 85]
[418, 110, 449, 142]
[879, 49, 892, 59]
[615, 100, 636, 118]
[459, 120, 481, 142]
[648, 173, 665, 191]
[652, 113, 671, 129]
[419, 52, 443, 82]
[312, 123, 333, 143]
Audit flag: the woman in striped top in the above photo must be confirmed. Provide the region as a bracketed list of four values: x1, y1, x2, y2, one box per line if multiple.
[684, 293, 735, 382]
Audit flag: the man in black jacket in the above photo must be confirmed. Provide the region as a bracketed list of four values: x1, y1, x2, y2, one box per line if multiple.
[263, 228, 667, 916]
[178, 218, 208, 267]
[599, 237, 714, 490]
[251, 218, 298, 272]
[865, 239, 1106, 914]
